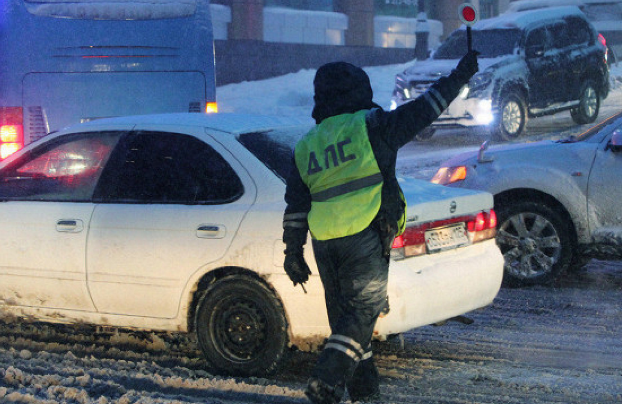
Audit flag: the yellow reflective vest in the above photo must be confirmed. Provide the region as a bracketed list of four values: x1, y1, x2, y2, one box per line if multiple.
[294, 110, 384, 240]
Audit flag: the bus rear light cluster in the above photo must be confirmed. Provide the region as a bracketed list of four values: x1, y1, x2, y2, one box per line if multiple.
[0, 107, 25, 160]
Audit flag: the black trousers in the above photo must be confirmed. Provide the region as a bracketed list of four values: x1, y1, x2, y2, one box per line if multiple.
[311, 226, 389, 400]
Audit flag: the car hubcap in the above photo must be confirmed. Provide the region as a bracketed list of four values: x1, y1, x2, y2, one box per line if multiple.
[496, 212, 562, 280]
[502, 100, 522, 135]
[582, 86, 597, 118]
[215, 300, 265, 361]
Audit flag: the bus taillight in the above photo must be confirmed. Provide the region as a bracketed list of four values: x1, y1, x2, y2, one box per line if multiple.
[0, 107, 25, 160]
[205, 102, 218, 114]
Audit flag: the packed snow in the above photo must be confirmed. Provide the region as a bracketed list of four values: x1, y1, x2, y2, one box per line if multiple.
[217, 60, 622, 122]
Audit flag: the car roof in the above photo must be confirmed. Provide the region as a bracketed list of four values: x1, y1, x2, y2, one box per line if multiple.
[505, 0, 583, 12]
[64, 113, 313, 136]
[472, 6, 585, 30]
[506, 0, 620, 12]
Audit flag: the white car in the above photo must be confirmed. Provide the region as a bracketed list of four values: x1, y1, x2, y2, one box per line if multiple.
[432, 111, 622, 287]
[0, 113, 503, 376]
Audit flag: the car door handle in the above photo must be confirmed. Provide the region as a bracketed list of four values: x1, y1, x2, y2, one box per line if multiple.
[196, 224, 226, 239]
[56, 219, 84, 233]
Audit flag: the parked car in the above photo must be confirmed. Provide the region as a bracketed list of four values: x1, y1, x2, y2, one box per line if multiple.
[431, 111, 622, 287]
[390, 6, 610, 141]
[504, 0, 622, 63]
[0, 113, 503, 377]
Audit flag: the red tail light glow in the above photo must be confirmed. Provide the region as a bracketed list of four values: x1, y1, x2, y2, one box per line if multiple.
[0, 107, 25, 160]
[598, 33, 608, 63]
[391, 209, 497, 260]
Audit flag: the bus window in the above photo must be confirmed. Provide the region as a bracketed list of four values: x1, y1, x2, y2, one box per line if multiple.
[0, 0, 217, 159]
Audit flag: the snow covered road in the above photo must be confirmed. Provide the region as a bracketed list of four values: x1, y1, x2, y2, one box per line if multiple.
[1, 258, 621, 404]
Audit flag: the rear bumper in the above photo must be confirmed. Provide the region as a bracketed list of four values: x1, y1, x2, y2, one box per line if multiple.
[374, 239, 503, 337]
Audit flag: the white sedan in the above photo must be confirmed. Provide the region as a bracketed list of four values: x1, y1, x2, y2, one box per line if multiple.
[0, 113, 503, 376]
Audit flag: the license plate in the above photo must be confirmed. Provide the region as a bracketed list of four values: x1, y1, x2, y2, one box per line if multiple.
[425, 223, 469, 253]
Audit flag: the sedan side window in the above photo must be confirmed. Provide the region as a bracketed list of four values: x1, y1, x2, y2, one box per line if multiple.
[0, 132, 120, 201]
[97, 132, 243, 204]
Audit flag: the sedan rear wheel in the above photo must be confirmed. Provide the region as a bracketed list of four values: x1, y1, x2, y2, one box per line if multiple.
[195, 275, 288, 377]
[496, 201, 573, 287]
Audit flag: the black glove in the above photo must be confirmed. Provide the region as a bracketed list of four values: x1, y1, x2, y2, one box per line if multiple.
[454, 50, 480, 83]
[284, 251, 311, 286]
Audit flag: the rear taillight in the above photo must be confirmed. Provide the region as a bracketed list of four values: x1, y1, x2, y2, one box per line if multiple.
[189, 101, 218, 114]
[0, 107, 24, 160]
[391, 209, 497, 260]
[205, 102, 218, 114]
[598, 33, 608, 63]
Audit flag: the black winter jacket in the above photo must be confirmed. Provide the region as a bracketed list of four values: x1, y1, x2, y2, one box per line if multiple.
[283, 69, 470, 252]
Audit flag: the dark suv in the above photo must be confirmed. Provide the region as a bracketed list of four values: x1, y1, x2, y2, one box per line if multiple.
[390, 6, 610, 141]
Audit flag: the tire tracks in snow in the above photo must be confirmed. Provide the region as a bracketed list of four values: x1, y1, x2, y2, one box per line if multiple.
[1, 260, 622, 403]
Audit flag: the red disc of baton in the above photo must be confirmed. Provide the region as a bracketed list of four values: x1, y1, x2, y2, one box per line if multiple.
[458, 4, 479, 26]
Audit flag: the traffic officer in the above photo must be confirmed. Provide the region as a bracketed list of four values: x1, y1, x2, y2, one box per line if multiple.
[282, 50, 479, 404]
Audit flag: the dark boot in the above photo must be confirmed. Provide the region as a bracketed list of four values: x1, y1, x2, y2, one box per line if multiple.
[346, 358, 380, 402]
[305, 377, 342, 404]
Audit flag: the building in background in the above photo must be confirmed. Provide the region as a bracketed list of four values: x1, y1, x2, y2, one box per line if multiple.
[211, 0, 514, 84]
[212, 0, 514, 48]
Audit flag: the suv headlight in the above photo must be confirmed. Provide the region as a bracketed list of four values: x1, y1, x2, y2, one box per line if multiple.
[431, 166, 467, 185]
[465, 72, 493, 98]
[393, 74, 409, 99]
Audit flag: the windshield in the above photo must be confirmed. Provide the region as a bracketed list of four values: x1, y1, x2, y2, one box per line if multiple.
[434, 29, 521, 59]
[237, 125, 311, 182]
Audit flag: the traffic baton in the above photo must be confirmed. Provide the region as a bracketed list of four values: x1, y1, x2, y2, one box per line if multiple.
[458, 3, 479, 52]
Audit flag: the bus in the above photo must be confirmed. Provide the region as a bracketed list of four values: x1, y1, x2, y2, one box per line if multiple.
[0, 0, 218, 159]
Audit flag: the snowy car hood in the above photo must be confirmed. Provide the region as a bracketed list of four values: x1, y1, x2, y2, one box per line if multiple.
[399, 177, 493, 224]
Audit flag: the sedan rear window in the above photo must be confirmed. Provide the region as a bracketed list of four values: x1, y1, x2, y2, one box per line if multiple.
[237, 126, 310, 181]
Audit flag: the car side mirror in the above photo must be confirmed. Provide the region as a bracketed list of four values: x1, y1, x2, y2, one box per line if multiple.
[606, 129, 622, 152]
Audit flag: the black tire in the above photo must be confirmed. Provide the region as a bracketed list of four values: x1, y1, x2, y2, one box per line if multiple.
[492, 92, 527, 141]
[415, 127, 435, 141]
[570, 81, 600, 125]
[195, 275, 288, 377]
[495, 201, 573, 287]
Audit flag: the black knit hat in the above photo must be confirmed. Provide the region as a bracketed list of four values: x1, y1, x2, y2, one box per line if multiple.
[312, 62, 380, 124]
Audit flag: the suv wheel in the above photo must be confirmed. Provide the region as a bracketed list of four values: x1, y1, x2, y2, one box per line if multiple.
[496, 201, 573, 287]
[570, 81, 600, 125]
[493, 92, 527, 141]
